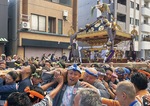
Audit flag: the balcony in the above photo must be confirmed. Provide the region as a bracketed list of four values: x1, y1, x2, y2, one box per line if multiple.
[117, 21, 126, 32]
[117, 3, 126, 13]
[141, 24, 150, 33]
[141, 41, 150, 50]
[142, 35, 150, 41]
[142, 7, 150, 17]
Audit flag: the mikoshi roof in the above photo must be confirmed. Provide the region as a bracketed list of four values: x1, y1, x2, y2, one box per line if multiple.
[76, 19, 131, 46]
[77, 30, 131, 46]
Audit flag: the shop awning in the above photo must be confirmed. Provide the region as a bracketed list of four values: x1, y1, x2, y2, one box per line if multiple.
[0, 38, 8, 43]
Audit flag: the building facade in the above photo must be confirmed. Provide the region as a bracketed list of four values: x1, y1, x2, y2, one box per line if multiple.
[0, 0, 8, 55]
[8, 0, 77, 59]
[78, 0, 150, 60]
[140, 0, 150, 60]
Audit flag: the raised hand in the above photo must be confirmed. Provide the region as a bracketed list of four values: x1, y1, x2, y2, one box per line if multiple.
[55, 74, 64, 84]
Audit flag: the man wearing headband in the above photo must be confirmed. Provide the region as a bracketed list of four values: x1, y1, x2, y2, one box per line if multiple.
[31, 70, 43, 86]
[83, 68, 110, 98]
[33, 73, 64, 106]
[25, 85, 45, 104]
[53, 64, 82, 106]
[5, 74, 64, 106]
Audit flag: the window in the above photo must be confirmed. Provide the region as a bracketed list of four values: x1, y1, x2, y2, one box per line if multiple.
[136, 3, 139, 10]
[143, 17, 148, 24]
[31, 15, 38, 30]
[58, 19, 63, 34]
[60, 0, 71, 6]
[117, 13, 126, 22]
[144, 20, 146, 24]
[144, 2, 148, 8]
[130, 1, 134, 8]
[49, 0, 71, 6]
[39, 16, 46, 31]
[48, 17, 56, 33]
[31, 14, 46, 31]
[130, 17, 134, 25]
[51, 0, 59, 3]
[135, 19, 139, 26]
[117, 0, 126, 5]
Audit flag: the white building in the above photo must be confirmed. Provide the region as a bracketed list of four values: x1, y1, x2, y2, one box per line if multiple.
[140, 0, 150, 60]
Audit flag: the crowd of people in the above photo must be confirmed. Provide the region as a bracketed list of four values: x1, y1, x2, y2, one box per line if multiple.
[0, 53, 150, 106]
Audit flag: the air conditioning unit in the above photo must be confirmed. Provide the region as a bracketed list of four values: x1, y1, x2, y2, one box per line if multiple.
[63, 10, 68, 17]
[21, 21, 30, 29]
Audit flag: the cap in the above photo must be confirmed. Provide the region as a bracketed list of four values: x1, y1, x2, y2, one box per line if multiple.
[97, 68, 106, 76]
[112, 73, 118, 78]
[68, 64, 81, 74]
[115, 67, 126, 75]
[123, 67, 130, 74]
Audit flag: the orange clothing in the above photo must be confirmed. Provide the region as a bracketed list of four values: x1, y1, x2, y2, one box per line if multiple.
[136, 89, 149, 103]
[101, 90, 149, 106]
[136, 90, 149, 98]
[101, 98, 120, 106]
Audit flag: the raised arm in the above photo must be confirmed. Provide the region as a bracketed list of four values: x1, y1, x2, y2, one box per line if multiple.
[49, 74, 64, 99]
[41, 80, 55, 91]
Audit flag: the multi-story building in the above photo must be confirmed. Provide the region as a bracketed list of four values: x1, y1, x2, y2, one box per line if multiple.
[141, 0, 150, 60]
[8, 0, 77, 59]
[0, 0, 8, 55]
[78, 0, 150, 60]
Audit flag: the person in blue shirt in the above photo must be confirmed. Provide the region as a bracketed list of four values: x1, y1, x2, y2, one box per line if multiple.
[0, 71, 18, 105]
[18, 64, 36, 92]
